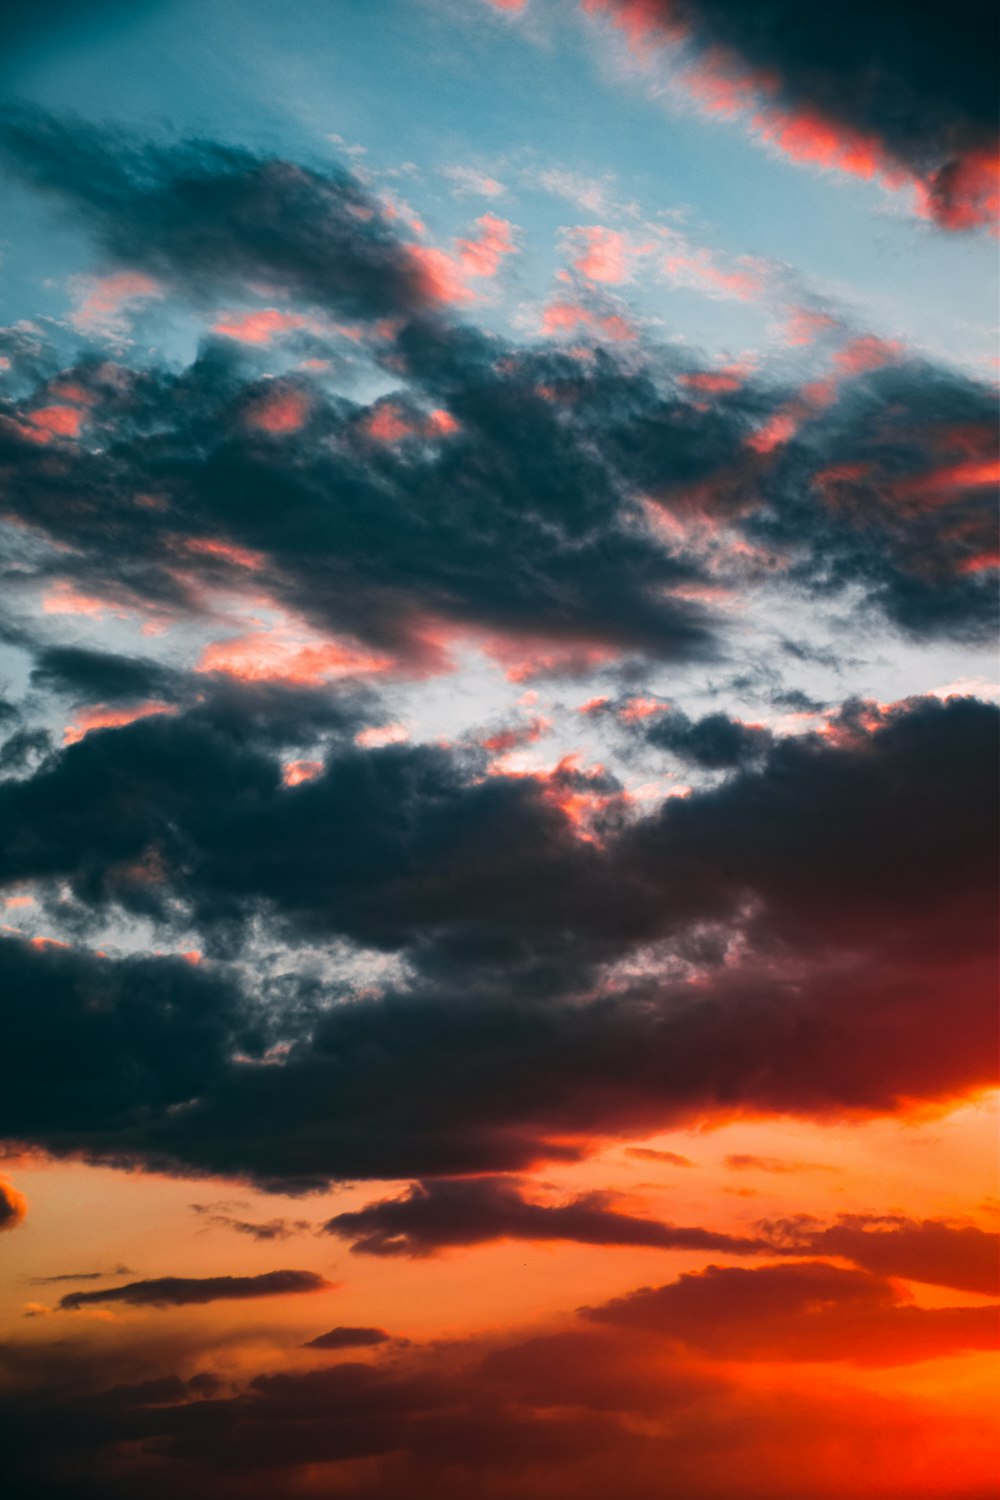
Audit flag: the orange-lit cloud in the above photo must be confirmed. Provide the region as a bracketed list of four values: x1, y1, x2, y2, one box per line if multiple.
[282, 759, 324, 787]
[197, 630, 393, 685]
[0, 1176, 27, 1232]
[64, 702, 178, 745]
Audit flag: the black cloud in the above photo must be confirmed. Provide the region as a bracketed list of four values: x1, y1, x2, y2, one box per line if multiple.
[303, 1326, 393, 1351]
[322, 1176, 770, 1256]
[0, 107, 432, 322]
[599, 0, 998, 227]
[60, 1269, 330, 1310]
[0, 693, 994, 1187]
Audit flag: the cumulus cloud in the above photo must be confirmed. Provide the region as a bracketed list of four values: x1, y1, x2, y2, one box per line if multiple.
[0, 691, 994, 1187]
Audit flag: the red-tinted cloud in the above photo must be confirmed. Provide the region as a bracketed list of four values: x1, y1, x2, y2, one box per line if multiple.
[586, 1260, 1000, 1364]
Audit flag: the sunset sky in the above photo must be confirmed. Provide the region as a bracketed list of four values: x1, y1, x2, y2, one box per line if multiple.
[0, 3, 998, 1497]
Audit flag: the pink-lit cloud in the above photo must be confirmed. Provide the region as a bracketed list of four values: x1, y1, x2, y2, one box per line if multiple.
[197, 629, 394, 685]
[212, 309, 312, 344]
[410, 214, 518, 305]
[26, 405, 83, 439]
[571, 225, 634, 283]
[246, 387, 311, 434]
[358, 401, 462, 443]
[660, 242, 767, 301]
[781, 307, 839, 347]
[181, 537, 268, 571]
[282, 759, 324, 787]
[541, 300, 637, 341]
[69, 271, 162, 335]
[355, 723, 411, 749]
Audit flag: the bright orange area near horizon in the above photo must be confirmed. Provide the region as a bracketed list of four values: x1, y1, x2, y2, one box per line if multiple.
[3, 1090, 998, 1498]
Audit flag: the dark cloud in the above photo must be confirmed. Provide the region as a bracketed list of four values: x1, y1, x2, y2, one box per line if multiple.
[322, 1176, 769, 1256]
[0, 723, 51, 773]
[0, 692, 995, 1187]
[583, 697, 773, 769]
[624, 1148, 695, 1167]
[0, 123, 990, 660]
[0, 335, 723, 664]
[29, 1267, 132, 1285]
[0, 932, 260, 1147]
[60, 1269, 330, 1310]
[30, 645, 182, 705]
[755, 362, 999, 641]
[644, 708, 773, 769]
[0, 270, 993, 656]
[598, 0, 998, 228]
[190, 1204, 313, 1241]
[303, 1326, 393, 1351]
[760, 1214, 1000, 1296]
[584, 1259, 1000, 1364]
[0, 107, 431, 322]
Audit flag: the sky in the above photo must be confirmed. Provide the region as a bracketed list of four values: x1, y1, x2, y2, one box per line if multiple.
[0, 2, 997, 1496]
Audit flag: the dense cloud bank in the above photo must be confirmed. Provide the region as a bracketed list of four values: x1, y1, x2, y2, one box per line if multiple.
[1, 690, 995, 1186]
